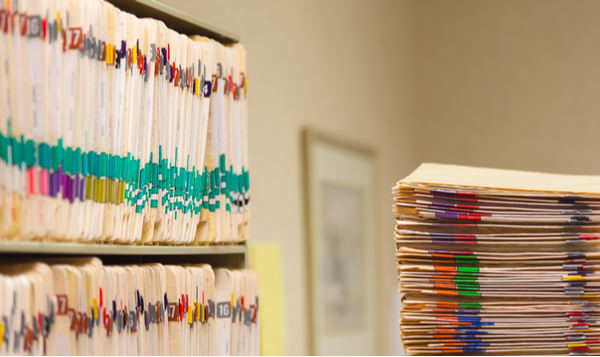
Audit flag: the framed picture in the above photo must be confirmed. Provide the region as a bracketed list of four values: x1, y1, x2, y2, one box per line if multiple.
[302, 129, 378, 355]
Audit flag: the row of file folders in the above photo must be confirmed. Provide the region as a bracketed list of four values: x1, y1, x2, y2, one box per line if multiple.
[0, 258, 259, 355]
[0, 0, 250, 244]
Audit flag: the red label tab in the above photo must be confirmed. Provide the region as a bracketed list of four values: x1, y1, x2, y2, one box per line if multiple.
[0, 11, 6, 33]
[168, 302, 179, 322]
[19, 13, 27, 36]
[23, 326, 33, 351]
[68, 308, 77, 331]
[56, 294, 68, 315]
[67, 27, 82, 50]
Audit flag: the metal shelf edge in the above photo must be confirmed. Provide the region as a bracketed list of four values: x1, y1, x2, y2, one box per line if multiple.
[105, 0, 240, 44]
[0, 241, 247, 255]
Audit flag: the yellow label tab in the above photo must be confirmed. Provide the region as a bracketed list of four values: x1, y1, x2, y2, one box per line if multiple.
[188, 305, 193, 324]
[231, 293, 234, 310]
[133, 45, 137, 64]
[120, 181, 126, 204]
[0, 322, 4, 347]
[568, 343, 586, 348]
[93, 298, 99, 320]
[563, 275, 585, 281]
[106, 44, 113, 64]
[195, 78, 200, 95]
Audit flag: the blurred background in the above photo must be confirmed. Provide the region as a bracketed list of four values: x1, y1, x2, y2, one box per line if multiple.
[161, 0, 600, 354]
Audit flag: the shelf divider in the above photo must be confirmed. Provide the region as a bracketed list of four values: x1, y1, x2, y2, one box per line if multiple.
[0, 240, 246, 256]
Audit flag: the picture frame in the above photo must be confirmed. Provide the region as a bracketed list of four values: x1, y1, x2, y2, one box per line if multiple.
[302, 129, 378, 355]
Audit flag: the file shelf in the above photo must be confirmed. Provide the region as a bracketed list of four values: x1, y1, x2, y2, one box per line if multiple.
[0, 1, 256, 355]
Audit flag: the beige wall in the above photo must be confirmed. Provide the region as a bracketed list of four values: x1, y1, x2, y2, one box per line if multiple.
[161, 0, 416, 354]
[413, 0, 600, 175]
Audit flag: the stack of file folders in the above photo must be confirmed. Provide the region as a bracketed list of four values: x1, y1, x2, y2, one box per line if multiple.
[0, 258, 259, 355]
[394, 163, 600, 355]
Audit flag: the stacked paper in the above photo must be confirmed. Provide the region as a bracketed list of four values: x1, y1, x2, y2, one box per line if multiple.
[0, 258, 259, 355]
[0, 0, 249, 244]
[394, 163, 600, 355]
